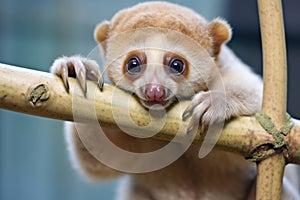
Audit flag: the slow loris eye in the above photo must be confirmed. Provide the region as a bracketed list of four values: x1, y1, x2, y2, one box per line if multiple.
[126, 56, 142, 75]
[168, 58, 185, 75]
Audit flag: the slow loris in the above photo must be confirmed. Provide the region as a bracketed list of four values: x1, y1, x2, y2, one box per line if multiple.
[50, 2, 299, 199]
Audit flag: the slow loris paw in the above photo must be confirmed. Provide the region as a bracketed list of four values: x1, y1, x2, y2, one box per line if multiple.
[182, 91, 229, 133]
[50, 56, 103, 93]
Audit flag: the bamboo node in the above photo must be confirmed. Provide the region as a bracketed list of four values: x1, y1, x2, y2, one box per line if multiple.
[27, 83, 50, 107]
[246, 112, 293, 162]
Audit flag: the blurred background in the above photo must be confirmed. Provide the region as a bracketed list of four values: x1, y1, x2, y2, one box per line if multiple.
[1, 0, 300, 199]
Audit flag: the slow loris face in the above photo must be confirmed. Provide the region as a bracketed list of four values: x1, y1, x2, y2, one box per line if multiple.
[104, 28, 217, 110]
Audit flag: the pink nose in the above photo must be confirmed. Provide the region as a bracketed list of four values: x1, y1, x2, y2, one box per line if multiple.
[145, 84, 165, 101]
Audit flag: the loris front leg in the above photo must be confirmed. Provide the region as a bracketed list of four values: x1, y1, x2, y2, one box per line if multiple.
[183, 46, 263, 132]
[50, 56, 122, 180]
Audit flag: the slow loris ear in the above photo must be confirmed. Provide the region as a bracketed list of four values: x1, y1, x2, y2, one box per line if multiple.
[94, 21, 110, 51]
[208, 18, 232, 56]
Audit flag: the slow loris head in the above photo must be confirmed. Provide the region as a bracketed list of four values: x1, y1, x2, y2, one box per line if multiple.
[94, 1, 231, 109]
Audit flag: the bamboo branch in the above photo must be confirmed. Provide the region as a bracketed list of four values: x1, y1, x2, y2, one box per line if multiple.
[256, 0, 287, 199]
[1, 63, 300, 164]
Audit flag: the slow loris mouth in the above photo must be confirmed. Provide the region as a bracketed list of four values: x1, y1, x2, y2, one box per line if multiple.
[140, 99, 173, 110]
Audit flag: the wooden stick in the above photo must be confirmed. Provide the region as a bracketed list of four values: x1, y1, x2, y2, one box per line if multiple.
[256, 0, 287, 199]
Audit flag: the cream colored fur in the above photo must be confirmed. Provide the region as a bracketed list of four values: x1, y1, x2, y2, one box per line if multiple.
[51, 1, 299, 199]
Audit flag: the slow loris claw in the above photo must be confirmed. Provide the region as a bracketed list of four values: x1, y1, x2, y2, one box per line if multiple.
[50, 56, 104, 93]
[182, 91, 228, 133]
[60, 63, 70, 91]
[182, 104, 194, 121]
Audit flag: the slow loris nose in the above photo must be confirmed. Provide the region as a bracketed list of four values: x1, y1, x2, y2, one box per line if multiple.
[145, 84, 165, 101]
